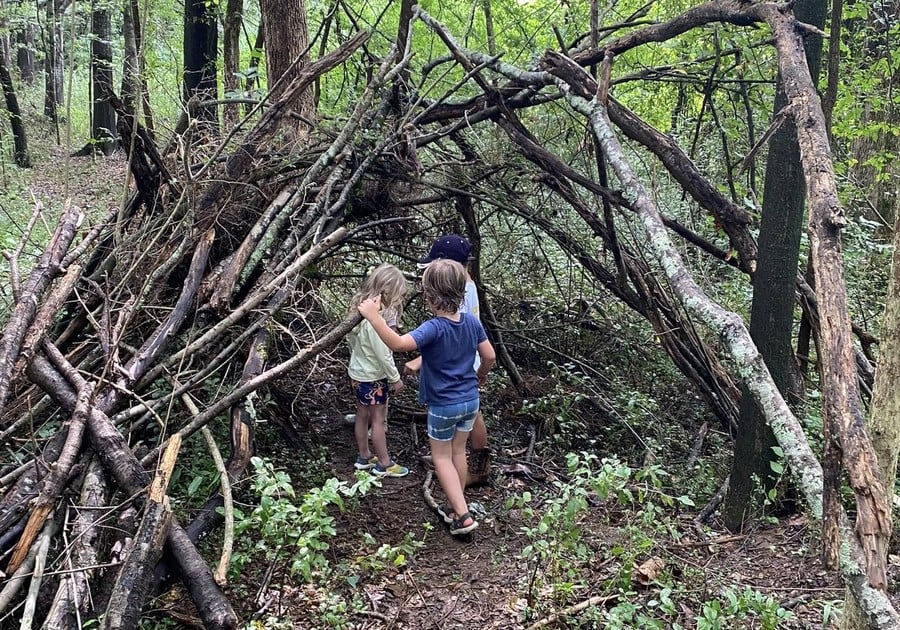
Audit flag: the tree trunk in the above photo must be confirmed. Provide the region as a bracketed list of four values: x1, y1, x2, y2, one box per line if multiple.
[15, 23, 35, 84]
[89, 2, 117, 155]
[842, 190, 900, 629]
[183, 0, 219, 126]
[723, 0, 826, 531]
[223, 0, 243, 129]
[120, 0, 154, 132]
[43, 0, 64, 126]
[260, 0, 313, 137]
[0, 41, 31, 167]
[121, 0, 139, 115]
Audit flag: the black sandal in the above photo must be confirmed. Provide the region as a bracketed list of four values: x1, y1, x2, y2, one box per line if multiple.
[436, 503, 453, 524]
[449, 511, 478, 535]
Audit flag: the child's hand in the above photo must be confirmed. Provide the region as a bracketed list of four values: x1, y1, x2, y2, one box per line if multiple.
[358, 296, 382, 319]
[391, 380, 405, 393]
[477, 371, 489, 388]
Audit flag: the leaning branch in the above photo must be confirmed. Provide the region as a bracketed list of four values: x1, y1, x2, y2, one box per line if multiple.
[567, 87, 899, 629]
[747, 1, 891, 592]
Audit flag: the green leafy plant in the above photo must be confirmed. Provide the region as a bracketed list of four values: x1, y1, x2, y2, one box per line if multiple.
[353, 530, 426, 576]
[511, 452, 635, 617]
[231, 456, 378, 582]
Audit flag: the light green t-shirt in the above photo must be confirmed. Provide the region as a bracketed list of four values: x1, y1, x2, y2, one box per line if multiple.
[347, 319, 401, 384]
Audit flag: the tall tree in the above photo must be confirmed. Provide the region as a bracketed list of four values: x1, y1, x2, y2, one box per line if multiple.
[222, 0, 242, 129]
[260, 0, 313, 136]
[15, 21, 35, 84]
[183, 0, 219, 126]
[723, 0, 827, 529]
[121, 0, 153, 130]
[43, 0, 64, 127]
[88, 0, 117, 155]
[0, 39, 31, 166]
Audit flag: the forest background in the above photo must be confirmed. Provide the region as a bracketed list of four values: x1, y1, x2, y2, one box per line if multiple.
[0, 0, 898, 628]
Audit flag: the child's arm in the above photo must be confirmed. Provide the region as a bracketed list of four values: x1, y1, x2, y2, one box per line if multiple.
[358, 297, 418, 353]
[403, 356, 422, 375]
[475, 339, 496, 387]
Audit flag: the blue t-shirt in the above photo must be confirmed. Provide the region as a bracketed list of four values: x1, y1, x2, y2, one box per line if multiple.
[409, 313, 487, 406]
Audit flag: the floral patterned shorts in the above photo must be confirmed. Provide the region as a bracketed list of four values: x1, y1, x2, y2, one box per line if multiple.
[351, 379, 389, 406]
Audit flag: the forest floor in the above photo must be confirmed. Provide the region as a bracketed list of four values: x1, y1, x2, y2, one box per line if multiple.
[213, 362, 854, 630]
[14, 149, 887, 629]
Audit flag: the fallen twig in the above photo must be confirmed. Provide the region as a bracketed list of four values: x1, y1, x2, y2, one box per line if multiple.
[524, 594, 619, 629]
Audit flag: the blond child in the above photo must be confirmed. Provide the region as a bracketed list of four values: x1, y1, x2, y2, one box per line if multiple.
[347, 264, 409, 477]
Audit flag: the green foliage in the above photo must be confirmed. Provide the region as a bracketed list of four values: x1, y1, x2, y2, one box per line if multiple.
[520, 362, 588, 445]
[506, 450, 802, 628]
[510, 452, 636, 618]
[696, 587, 793, 630]
[352, 530, 426, 576]
[231, 456, 379, 582]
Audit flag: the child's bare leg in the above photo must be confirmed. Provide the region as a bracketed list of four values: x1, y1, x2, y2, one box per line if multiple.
[354, 404, 373, 459]
[369, 403, 390, 465]
[452, 429, 470, 489]
[431, 437, 468, 518]
[469, 411, 488, 450]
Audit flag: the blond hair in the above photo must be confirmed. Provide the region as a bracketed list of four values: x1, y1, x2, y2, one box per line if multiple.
[348, 264, 408, 318]
[422, 259, 466, 313]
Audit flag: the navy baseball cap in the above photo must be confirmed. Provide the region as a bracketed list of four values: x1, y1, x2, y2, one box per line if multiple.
[418, 234, 472, 267]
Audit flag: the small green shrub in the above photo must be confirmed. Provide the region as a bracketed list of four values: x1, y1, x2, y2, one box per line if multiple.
[231, 456, 379, 582]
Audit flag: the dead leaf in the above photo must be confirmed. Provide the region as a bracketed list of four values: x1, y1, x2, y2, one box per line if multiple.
[633, 556, 665, 586]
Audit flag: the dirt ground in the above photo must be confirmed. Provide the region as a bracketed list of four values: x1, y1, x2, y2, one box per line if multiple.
[227, 372, 853, 630]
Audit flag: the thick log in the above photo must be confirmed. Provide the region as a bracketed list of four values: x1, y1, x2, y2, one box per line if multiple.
[42, 458, 111, 630]
[6, 383, 90, 573]
[0, 202, 82, 414]
[101, 436, 180, 630]
[26, 354, 240, 629]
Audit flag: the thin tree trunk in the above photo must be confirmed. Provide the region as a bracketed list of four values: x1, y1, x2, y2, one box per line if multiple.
[0, 41, 31, 167]
[121, 0, 139, 115]
[43, 0, 63, 126]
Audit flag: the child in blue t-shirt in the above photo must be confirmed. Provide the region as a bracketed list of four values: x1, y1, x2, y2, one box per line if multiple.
[358, 259, 496, 535]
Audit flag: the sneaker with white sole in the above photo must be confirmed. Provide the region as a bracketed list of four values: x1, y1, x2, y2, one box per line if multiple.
[354, 455, 378, 470]
[372, 462, 409, 478]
